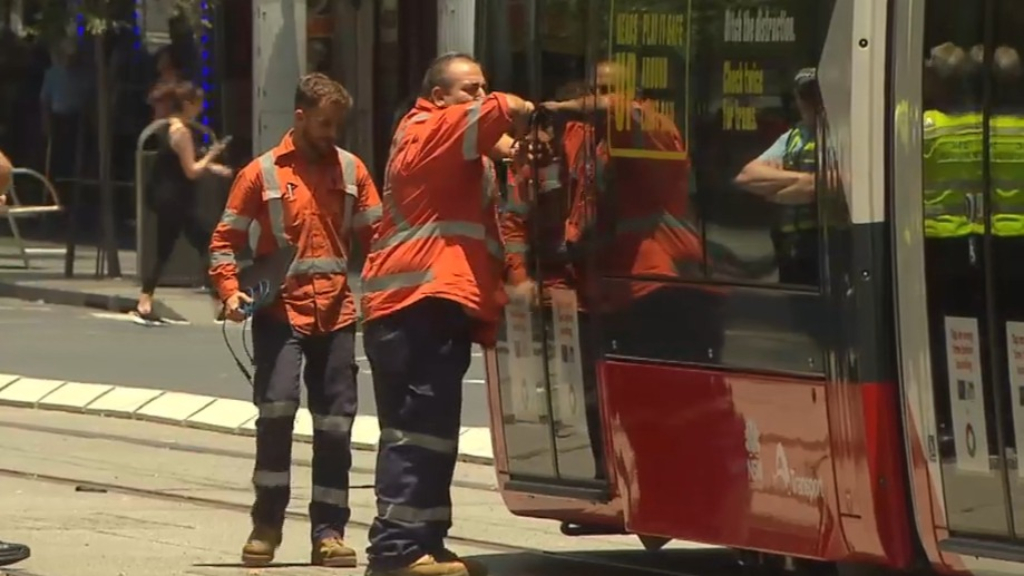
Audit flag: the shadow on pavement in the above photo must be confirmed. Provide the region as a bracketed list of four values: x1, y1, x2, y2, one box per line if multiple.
[463, 547, 744, 575]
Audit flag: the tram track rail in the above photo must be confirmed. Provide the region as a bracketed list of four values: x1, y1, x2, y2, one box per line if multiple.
[0, 421, 728, 576]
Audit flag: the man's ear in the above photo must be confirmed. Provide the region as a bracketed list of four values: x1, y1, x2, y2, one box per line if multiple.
[294, 108, 305, 125]
[430, 86, 445, 106]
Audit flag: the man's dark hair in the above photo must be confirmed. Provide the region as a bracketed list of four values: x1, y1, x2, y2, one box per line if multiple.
[419, 52, 479, 98]
[295, 73, 353, 112]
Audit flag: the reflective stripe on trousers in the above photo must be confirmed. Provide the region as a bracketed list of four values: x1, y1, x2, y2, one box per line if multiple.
[211, 148, 357, 277]
[364, 298, 471, 571]
[250, 314, 358, 540]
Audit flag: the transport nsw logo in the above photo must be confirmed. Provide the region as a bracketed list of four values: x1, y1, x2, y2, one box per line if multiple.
[744, 418, 824, 502]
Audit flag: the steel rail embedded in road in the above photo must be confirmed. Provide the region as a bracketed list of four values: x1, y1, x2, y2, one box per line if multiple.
[0, 465, 716, 576]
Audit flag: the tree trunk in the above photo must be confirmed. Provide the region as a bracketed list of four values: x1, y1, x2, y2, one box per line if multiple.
[94, 33, 121, 278]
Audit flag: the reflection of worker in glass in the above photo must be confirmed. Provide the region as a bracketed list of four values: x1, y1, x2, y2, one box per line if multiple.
[978, 44, 1024, 460]
[543, 60, 720, 357]
[983, 45, 1024, 311]
[543, 60, 701, 289]
[734, 68, 820, 286]
[921, 42, 982, 460]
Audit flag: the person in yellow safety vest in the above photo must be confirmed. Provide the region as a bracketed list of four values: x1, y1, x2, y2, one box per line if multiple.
[923, 42, 980, 247]
[984, 46, 1024, 238]
[921, 42, 980, 462]
[734, 68, 821, 286]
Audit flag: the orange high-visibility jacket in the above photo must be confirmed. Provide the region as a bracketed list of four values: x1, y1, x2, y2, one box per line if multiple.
[360, 95, 515, 343]
[209, 131, 381, 334]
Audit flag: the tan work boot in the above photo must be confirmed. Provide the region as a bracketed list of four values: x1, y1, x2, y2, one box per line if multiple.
[311, 535, 358, 568]
[241, 524, 282, 567]
[365, 554, 469, 576]
[434, 549, 488, 576]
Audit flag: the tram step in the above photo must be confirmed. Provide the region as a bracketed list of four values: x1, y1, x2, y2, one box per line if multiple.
[939, 536, 1024, 563]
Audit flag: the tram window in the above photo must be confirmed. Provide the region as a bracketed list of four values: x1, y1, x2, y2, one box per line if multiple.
[691, 0, 835, 289]
[582, 0, 835, 290]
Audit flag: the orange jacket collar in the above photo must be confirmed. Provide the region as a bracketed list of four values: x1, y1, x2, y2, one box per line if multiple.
[273, 130, 299, 158]
[413, 98, 441, 113]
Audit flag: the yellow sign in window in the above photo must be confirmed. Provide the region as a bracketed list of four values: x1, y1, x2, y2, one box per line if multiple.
[607, 0, 691, 160]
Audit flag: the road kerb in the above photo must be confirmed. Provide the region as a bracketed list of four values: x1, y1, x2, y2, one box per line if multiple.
[185, 398, 258, 432]
[0, 378, 495, 463]
[37, 381, 115, 413]
[134, 391, 219, 425]
[84, 386, 166, 418]
[0, 377, 67, 407]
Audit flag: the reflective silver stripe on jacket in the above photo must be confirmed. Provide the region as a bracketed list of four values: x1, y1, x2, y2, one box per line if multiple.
[463, 100, 484, 160]
[336, 147, 358, 242]
[366, 111, 501, 294]
[258, 152, 292, 249]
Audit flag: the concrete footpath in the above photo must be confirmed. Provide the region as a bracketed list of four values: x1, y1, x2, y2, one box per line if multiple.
[0, 374, 495, 464]
[0, 407, 719, 576]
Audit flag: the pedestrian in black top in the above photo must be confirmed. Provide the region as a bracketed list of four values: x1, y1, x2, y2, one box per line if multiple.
[134, 81, 231, 325]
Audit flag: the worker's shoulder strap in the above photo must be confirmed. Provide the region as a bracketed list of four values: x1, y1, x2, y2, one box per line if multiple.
[336, 147, 358, 198]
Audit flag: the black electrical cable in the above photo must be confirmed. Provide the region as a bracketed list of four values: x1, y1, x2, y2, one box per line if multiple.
[222, 315, 254, 385]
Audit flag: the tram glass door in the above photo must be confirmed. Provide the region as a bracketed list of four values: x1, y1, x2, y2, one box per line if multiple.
[921, 0, 1024, 538]
[480, 0, 610, 491]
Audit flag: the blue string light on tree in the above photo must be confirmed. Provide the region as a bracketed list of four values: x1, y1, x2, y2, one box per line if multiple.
[133, 0, 142, 50]
[198, 0, 213, 144]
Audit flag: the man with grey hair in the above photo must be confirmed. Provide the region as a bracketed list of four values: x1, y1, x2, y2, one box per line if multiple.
[361, 52, 534, 576]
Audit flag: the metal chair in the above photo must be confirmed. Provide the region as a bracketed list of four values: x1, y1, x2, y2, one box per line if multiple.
[0, 168, 65, 268]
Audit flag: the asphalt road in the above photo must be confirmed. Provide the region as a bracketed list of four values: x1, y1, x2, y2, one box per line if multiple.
[0, 297, 491, 427]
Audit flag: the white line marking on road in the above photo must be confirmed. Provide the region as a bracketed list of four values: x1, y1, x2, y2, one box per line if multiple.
[0, 305, 51, 312]
[90, 312, 137, 322]
[90, 312, 190, 326]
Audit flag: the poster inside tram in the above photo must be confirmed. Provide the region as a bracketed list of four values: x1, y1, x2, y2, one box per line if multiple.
[945, 317, 992, 473]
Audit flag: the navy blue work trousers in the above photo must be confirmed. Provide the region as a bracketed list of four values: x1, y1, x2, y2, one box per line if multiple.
[363, 297, 472, 571]
[249, 313, 359, 542]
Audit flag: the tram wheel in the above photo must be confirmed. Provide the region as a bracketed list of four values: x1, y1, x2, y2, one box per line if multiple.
[638, 535, 672, 552]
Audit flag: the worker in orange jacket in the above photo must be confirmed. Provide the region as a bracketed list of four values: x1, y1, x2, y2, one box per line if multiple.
[209, 73, 381, 569]
[360, 53, 535, 576]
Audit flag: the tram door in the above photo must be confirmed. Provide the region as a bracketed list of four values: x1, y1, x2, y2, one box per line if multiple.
[919, 0, 1024, 541]
[482, 0, 611, 494]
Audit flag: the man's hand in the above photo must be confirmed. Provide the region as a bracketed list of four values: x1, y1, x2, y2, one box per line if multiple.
[222, 291, 253, 323]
